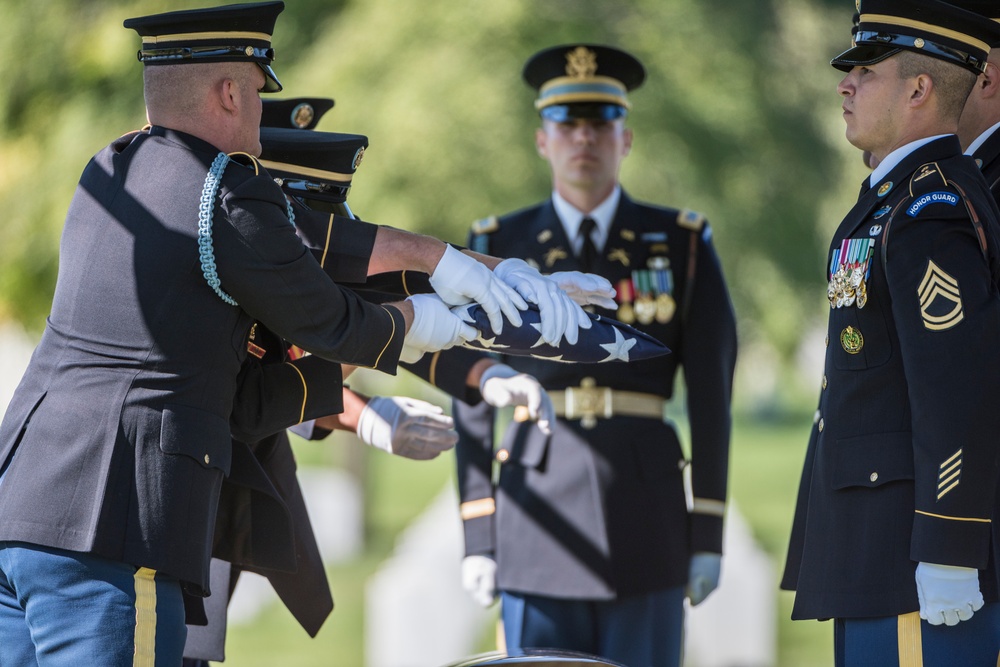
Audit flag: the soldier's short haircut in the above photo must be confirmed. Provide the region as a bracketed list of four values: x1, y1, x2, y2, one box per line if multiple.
[144, 61, 257, 118]
[895, 50, 977, 122]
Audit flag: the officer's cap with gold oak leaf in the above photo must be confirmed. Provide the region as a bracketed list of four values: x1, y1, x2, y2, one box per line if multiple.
[523, 44, 645, 123]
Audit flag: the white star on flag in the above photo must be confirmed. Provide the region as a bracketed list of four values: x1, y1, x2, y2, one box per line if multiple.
[599, 328, 637, 362]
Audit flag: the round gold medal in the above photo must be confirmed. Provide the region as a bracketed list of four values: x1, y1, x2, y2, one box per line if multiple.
[635, 296, 656, 325]
[617, 302, 636, 324]
[655, 293, 676, 323]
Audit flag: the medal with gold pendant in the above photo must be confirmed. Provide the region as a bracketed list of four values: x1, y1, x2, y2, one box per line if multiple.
[649, 257, 676, 324]
[632, 269, 656, 325]
[615, 278, 636, 324]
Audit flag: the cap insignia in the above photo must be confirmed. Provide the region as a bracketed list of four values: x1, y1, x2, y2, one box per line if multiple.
[291, 103, 315, 129]
[565, 46, 598, 79]
[352, 146, 365, 170]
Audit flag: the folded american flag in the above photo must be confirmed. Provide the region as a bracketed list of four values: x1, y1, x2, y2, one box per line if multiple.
[453, 304, 669, 363]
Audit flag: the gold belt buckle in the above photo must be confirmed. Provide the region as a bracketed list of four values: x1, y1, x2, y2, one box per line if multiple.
[565, 377, 612, 429]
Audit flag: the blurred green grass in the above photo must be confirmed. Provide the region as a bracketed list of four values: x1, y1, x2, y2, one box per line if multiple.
[221, 414, 834, 666]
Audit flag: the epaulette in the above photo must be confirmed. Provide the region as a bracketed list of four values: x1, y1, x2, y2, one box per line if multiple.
[227, 151, 262, 175]
[676, 209, 705, 231]
[471, 215, 500, 235]
[908, 161, 948, 195]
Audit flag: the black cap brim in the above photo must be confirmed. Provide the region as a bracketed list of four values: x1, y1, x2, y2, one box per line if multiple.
[831, 44, 901, 72]
[259, 63, 282, 93]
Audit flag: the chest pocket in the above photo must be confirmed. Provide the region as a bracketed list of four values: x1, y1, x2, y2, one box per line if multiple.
[831, 236, 894, 370]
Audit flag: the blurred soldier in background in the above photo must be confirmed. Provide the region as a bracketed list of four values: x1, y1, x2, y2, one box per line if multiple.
[454, 44, 737, 667]
[780, 2, 1000, 664]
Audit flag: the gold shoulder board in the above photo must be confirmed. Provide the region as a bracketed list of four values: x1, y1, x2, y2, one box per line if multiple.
[471, 215, 500, 235]
[676, 209, 705, 231]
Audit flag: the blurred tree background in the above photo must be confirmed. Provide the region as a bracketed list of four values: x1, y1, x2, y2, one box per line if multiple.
[0, 0, 873, 413]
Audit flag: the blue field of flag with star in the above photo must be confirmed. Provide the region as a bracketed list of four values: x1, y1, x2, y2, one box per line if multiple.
[453, 303, 669, 362]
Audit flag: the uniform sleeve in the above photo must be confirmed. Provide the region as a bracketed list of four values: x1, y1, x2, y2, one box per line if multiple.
[216, 176, 403, 374]
[402, 346, 488, 405]
[681, 224, 737, 554]
[884, 198, 1000, 569]
[230, 354, 344, 443]
[293, 204, 377, 284]
[454, 398, 497, 556]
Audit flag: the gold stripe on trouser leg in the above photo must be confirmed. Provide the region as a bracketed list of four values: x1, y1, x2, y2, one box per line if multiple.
[133, 567, 157, 667]
[496, 618, 506, 652]
[897, 612, 924, 667]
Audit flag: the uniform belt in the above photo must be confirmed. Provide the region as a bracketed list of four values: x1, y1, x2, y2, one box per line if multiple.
[514, 379, 667, 428]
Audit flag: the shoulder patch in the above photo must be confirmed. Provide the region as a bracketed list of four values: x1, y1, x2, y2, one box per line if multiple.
[227, 151, 261, 175]
[471, 215, 499, 235]
[676, 209, 705, 231]
[908, 162, 947, 194]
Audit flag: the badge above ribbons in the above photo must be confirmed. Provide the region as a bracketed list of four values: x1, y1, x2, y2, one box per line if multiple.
[453, 303, 670, 363]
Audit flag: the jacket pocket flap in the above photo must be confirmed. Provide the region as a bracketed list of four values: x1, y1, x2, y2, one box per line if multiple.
[832, 430, 913, 490]
[160, 404, 232, 475]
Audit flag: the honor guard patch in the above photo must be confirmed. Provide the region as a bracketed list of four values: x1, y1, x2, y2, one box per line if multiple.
[907, 191, 958, 217]
[918, 260, 964, 331]
[677, 209, 705, 230]
[937, 448, 962, 500]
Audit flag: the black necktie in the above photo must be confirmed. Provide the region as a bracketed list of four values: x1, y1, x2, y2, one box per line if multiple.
[578, 217, 598, 272]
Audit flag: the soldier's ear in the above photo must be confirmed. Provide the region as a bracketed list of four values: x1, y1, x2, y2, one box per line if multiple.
[535, 127, 548, 159]
[622, 127, 633, 156]
[980, 61, 1000, 99]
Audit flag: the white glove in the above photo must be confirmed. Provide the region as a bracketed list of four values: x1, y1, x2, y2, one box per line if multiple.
[356, 396, 458, 460]
[548, 271, 618, 310]
[493, 258, 591, 346]
[428, 246, 526, 334]
[461, 555, 498, 608]
[480, 364, 554, 436]
[404, 293, 477, 359]
[915, 562, 984, 626]
[687, 552, 722, 606]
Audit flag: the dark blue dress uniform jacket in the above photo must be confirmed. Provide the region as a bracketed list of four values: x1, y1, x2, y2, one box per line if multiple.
[0, 126, 405, 595]
[454, 191, 737, 599]
[781, 136, 1000, 620]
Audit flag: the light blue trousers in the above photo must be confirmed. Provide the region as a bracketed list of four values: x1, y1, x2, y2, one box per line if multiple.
[0, 541, 186, 666]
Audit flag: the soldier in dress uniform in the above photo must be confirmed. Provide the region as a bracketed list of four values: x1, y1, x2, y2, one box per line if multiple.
[453, 44, 738, 667]
[780, 1, 1000, 664]
[955, 1, 1000, 196]
[0, 2, 584, 662]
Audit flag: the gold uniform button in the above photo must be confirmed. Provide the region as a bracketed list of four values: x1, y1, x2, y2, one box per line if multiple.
[496, 449, 510, 463]
[204, 454, 211, 465]
[822, 375, 828, 390]
[870, 472, 878, 483]
[818, 418, 825, 432]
